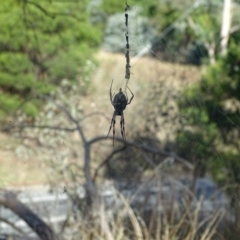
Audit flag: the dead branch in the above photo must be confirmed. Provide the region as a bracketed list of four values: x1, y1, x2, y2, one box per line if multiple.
[0, 216, 26, 234]
[38, 95, 87, 144]
[93, 145, 127, 182]
[89, 136, 193, 170]
[1, 124, 77, 133]
[0, 191, 61, 240]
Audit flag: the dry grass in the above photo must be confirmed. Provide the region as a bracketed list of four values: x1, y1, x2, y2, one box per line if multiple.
[64, 187, 225, 240]
[61, 159, 226, 240]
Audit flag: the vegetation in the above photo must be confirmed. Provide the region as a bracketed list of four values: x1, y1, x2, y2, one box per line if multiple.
[1, 0, 238, 120]
[1, 0, 240, 239]
[0, 0, 101, 119]
[177, 28, 240, 237]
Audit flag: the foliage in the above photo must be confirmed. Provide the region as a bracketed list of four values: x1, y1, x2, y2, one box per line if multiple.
[100, 0, 240, 65]
[151, 2, 198, 63]
[101, 0, 185, 61]
[177, 36, 240, 187]
[0, 0, 101, 119]
[151, 0, 239, 64]
[100, 0, 230, 65]
[101, 0, 157, 17]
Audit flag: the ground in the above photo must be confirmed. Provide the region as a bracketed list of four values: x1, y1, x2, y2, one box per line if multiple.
[0, 50, 201, 187]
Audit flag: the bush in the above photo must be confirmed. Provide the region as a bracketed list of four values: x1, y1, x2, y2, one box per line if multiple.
[177, 35, 240, 233]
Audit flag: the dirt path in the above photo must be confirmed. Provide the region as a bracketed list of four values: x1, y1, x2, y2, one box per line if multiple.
[0, 132, 47, 187]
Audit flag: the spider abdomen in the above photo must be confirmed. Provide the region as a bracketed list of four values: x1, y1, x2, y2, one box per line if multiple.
[113, 92, 127, 114]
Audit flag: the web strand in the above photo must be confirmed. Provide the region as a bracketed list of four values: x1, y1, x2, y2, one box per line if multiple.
[125, 1, 131, 89]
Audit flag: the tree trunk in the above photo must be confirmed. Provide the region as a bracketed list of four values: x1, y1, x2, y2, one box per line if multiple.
[205, 42, 216, 65]
[84, 143, 99, 214]
[220, 0, 232, 56]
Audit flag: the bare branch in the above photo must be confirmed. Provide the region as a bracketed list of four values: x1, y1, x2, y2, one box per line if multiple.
[93, 145, 127, 182]
[0, 191, 61, 240]
[25, 0, 82, 21]
[90, 136, 193, 170]
[1, 111, 108, 133]
[38, 95, 87, 144]
[80, 111, 109, 123]
[1, 124, 77, 132]
[0, 234, 38, 240]
[0, 216, 26, 235]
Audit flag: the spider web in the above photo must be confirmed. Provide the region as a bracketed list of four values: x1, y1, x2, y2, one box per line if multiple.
[1, 1, 239, 239]
[104, 0, 239, 232]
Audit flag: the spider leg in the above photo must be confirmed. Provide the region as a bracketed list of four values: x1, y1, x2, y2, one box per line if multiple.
[127, 86, 134, 105]
[124, 89, 129, 103]
[111, 93, 116, 106]
[110, 79, 114, 104]
[106, 111, 116, 146]
[120, 112, 126, 143]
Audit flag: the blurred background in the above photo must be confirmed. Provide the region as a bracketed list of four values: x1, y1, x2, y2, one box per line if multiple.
[0, 0, 240, 239]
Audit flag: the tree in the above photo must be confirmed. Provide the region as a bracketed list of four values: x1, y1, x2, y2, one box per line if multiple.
[0, 0, 101, 119]
[177, 31, 240, 237]
[220, 0, 232, 56]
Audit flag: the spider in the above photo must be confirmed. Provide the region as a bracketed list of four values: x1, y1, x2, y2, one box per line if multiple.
[106, 79, 134, 146]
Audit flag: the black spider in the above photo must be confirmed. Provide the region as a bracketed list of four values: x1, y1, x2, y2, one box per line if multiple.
[106, 79, 134, 146]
